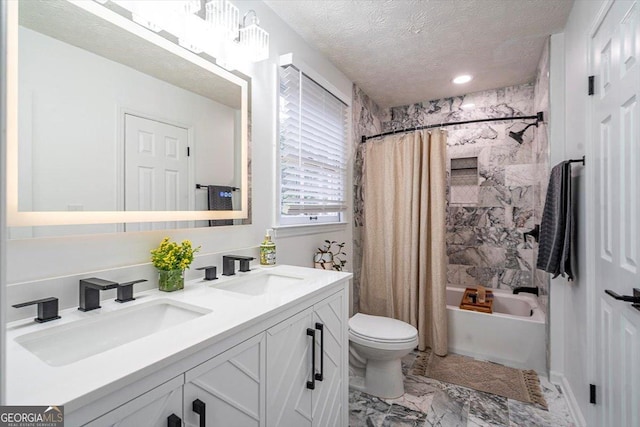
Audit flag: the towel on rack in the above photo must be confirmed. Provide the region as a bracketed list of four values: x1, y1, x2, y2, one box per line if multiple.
[207, 185, 234, 226]
[537, 161, 574, 280]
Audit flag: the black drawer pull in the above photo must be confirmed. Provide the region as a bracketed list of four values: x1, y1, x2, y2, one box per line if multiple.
[306, 328, 316, 389]
[192, 399, 205, 427]
[315, 322, 324, 381]
[167, 413, 181, 427]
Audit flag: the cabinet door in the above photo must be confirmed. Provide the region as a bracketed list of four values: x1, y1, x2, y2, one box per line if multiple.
[84, 376, 183, 427]
[184, 332, 266, 427]
[266, 307, 314, 427]
[312, 290, 346, 427]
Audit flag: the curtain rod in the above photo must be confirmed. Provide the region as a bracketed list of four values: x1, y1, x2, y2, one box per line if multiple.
[361, 111, 544, 143]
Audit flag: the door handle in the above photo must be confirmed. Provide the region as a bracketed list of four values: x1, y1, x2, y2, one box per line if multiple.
[167, 413, 181, 427]
[306, 328, 316, 390]
[192, 399, 205, 427]
[315, 322, 324, 382]
[605, 288, 640, 311]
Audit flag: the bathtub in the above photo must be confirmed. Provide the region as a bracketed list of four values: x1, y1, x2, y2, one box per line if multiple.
[446, 286, 546, 374]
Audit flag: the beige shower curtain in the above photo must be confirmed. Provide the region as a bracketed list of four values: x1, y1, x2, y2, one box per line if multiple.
[360, 130, 448, 356]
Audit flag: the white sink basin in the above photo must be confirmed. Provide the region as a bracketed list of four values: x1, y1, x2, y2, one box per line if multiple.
[15, 299, 211, 367]
[211, 272, 305, 296]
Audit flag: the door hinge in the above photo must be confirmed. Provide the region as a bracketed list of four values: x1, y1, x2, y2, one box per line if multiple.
[588, 76, 595, 96]
[590, 384, 596, 404]
[187, 147, 191, 157]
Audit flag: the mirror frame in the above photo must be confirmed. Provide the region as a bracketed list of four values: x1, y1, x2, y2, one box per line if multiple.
[6, 0, 249, 227]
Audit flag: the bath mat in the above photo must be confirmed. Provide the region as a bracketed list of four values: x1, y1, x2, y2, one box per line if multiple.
[412, 351, 548, 409]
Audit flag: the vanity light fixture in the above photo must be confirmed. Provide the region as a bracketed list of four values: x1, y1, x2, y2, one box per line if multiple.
[98, 0, 270, 68]
[453, 74, 473, 84]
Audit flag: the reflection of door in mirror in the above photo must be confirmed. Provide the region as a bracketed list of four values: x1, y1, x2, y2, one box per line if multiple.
[124, 115, 190, 232]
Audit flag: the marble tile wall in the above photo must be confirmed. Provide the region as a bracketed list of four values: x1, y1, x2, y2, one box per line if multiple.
[380, 83, 548, 295]
[352, 85, 385, 313]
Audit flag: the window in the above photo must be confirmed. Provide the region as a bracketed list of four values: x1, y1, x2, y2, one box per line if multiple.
[278, 64, 348, 225]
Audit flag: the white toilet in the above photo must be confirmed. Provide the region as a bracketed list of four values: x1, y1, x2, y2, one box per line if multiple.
[348, 313, 418, 399]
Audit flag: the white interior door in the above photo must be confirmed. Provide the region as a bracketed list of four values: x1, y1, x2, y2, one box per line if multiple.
[591, 1, 640, 426]
[124, 114, 190, 231]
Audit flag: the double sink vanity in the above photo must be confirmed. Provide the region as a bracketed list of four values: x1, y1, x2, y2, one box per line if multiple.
[6, 265, 352, 426]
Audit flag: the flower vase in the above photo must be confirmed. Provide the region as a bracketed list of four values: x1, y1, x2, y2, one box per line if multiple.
[158, 269, 184, 292]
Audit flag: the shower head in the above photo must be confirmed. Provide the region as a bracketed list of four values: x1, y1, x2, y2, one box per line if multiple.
[508, 122, 538, 144]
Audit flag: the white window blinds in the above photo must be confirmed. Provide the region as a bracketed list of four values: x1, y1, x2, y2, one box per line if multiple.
[279, 64, 348, 218]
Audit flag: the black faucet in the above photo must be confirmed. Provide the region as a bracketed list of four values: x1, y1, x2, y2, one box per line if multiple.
[513, 286, 539, 296]
[222, 255, 255, 276]
[12, 297, 61, 323]
[78, 278, 119, 311]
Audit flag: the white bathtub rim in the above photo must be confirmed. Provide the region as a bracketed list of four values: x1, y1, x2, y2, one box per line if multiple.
[446, 286, 545, 323]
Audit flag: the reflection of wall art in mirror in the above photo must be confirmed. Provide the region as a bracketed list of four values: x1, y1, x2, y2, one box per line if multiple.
[7, 0, 252, 238]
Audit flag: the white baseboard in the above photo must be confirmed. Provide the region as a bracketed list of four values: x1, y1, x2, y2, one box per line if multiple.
[550, 371, 587, 427]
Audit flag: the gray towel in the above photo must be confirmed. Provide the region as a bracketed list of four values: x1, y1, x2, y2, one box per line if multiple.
[207, 185, 234, 227]
[537, 161, 574, 280]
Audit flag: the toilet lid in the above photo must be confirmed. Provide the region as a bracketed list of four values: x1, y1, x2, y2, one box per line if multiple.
[349, 313, 418, 342]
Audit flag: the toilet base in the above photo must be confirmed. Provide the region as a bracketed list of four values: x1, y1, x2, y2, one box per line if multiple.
[348, 358, 405, 399]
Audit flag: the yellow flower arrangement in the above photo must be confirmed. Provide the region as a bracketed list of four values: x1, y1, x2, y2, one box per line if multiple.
[150, 237, 200, 271]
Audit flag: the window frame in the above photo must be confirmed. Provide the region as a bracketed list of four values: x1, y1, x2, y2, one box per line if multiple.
[275, 54, 351, 228]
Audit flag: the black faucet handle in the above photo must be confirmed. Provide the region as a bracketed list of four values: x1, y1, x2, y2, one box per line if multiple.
[197, 266, 218, 281]
[116, 279, 147, 303]
[13, 297, 61, 323]
[238, 257, 254, 272]
[523, 224, 540, 243]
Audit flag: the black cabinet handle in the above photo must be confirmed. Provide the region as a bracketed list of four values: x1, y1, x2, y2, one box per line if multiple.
[306, 328, 316, 390]
[167, 413, 181, 427]
[315, 322, 324, 381]
[192, 399, 205, 427]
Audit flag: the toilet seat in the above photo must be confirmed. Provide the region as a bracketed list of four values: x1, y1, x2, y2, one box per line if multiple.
[348, 313, 418, 345]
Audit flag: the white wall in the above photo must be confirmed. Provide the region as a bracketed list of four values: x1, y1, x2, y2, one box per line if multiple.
[5, 1, 353, 319]
[549, 0, 607, 424]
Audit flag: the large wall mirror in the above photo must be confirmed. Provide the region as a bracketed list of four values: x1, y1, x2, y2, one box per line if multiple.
[7, 0, 250, 237]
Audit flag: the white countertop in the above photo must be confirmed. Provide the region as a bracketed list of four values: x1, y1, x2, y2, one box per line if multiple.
[5, 265, 351, 412]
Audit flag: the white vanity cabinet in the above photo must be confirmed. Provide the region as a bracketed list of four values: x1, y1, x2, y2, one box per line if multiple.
[183, 332, 266, 427]
[47, 273, 349, 427]
[266, 290, 346, 427]
[84, 376, 184, 427]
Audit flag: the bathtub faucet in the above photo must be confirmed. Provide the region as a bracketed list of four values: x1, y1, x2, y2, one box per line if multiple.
[513, 286, 539, 296]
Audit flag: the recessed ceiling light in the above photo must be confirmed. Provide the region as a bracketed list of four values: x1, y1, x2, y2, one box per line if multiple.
[461, 103, 475, 110]
[453, 74, 473, 84]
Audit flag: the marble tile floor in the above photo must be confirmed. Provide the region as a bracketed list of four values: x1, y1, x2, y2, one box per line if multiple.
[349, 352, 576, 427]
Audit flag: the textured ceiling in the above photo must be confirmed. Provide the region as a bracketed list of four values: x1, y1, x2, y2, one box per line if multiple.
[264, 0, 574, 108]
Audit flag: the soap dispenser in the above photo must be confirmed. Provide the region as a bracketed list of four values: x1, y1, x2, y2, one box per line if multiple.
[260, 229, 276, 266]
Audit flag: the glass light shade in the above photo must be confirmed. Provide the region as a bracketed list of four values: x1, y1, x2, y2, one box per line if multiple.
[205, 0, 240, 39]
[239, 16, 269, 62]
